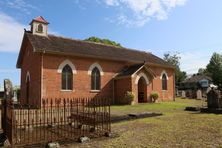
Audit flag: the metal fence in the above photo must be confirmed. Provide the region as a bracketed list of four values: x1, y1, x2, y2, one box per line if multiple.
[2, 98, 111, 147]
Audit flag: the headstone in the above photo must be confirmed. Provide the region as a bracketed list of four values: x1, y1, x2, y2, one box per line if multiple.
[79, 136, 90, 143]
[196, 90, 202, 100]
[3, 138, 11, 147]
[13, 90, 18, 102]
[105, 132, 112, 137]
[181, 91, 186, 98]
[4, 79, 13, 100]
[206, 87, 211, 94]
[176, 90, 180, 97]
[207, 89, 222, 108]
[46, 142, 60, 148]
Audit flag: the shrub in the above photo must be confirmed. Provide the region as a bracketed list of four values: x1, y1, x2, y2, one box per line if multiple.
[125, 91, 135, 104]
[150, 92, 159, 102]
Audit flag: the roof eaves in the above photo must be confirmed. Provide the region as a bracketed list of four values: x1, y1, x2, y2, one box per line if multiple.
[16, 31, 27, 68]
[131, 64, 145, 77]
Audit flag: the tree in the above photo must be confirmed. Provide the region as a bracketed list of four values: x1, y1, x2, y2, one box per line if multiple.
[84, 36, 122, 47]
[206, 52, 222, 89]
[197, 68, 211, 76]
[163, 52, 187, 84]
[198, 68, 205, 74]
[163, 53, 180, 69]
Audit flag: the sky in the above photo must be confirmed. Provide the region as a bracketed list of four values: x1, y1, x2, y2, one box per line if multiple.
[0, 0, 222, 86]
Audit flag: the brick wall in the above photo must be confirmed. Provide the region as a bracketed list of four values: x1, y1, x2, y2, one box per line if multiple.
[42, 54, 127, 101]
[20, 41, 42, 106]
[19, 42, 174, 105]
[114, 77, 132, 104]
[150, 65, 175, 101]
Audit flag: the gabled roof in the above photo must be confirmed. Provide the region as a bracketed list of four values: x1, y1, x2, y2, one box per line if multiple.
[182, 75, 212, 83]
[17, 31, 175, 69]
[116, 64, 144, 78]
[29, 16, 49, 25]
[115, 63, 157, 79]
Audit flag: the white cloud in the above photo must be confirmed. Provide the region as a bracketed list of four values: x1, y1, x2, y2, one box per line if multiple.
[149, 48, 221, 74]
[0, 12, 25, 52]
[0, 69, 19, 73]
[180, 51, 209, 74]
[3, 0, 39, 14]
[105, 0, 120, 6]
[0, 12, 60, 53]
[104, 0, 187, 27]
[179, 48, 222, 74]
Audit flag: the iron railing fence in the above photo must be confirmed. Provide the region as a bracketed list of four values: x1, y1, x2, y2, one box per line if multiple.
[2, 98, 111, 147]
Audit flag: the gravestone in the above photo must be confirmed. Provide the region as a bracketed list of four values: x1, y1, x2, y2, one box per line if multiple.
[206, 87, 211, 94]
[207, 89, 222, 108]
[196, 90, 202, 100]
[13, 90, 18, 102]
[181, 91, 186, 98]
[4, 79, 13, 100]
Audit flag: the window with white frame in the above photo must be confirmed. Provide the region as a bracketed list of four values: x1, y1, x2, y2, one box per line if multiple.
[62, 64, 73, 90]
[91, 67, 101, 90]
[162, 73, 167, 90]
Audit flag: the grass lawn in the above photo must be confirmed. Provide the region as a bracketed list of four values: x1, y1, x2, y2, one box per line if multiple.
[62, 98, 222, 148]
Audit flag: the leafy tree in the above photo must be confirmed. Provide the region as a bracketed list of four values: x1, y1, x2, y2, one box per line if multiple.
[84, 36, 122, 47]
[206, 52, 222, 89]
[197, 68, 211, 76]
[198, 68, 206, 74]
[163, 53, 180, 69]
[163, 52, 187, 84]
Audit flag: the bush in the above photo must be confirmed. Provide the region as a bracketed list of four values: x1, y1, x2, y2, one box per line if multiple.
[125, 91, 135, 104]
[150, 92, 159, 102]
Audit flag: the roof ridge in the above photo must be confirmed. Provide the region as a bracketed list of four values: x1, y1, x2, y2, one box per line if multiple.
[48, 34, 151, 55]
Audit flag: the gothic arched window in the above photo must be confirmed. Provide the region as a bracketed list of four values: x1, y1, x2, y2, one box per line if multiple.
[162, 73, 167, 90]
[91, 67, 101, 90]
[62, 65, 73, 90]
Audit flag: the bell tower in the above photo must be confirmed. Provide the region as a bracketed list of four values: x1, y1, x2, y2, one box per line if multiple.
[30, 16, 49, 36]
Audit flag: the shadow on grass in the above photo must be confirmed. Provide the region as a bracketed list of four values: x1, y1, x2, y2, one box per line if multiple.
[185, 106, 222, 115]
[111, 112, 163, 123]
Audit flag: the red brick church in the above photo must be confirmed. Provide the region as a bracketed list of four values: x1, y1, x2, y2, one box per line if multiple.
[17, 16, 175, 106]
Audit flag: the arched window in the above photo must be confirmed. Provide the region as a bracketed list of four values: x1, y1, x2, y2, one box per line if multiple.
[62, 65, 73, 90]
[37, 24, 43, 32]
[91, 67, 101, 90]
[26, 72, 30, 104]
[162, 74, 167, 90]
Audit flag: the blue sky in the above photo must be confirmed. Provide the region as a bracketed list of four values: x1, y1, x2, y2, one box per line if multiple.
[0, 0, 222, 86]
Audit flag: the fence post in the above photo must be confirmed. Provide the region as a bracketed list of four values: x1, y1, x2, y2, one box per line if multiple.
[10, 99, 15, 146]
[1, 99, 6, 132]
[43, 99, 46, 143]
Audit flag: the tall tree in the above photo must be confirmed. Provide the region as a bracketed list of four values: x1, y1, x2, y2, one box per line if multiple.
[198, 68, 205, 74]
[84, 36, 122, 47]
[206, 52, 222, 89]
[163, 52, 187, 84]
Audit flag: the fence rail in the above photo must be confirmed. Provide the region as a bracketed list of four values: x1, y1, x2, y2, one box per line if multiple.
[2, 98, 111, 147]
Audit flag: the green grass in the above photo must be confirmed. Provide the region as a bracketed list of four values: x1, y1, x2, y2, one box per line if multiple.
[111, 98, 204, 115]
[63, 98, 222, 148]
